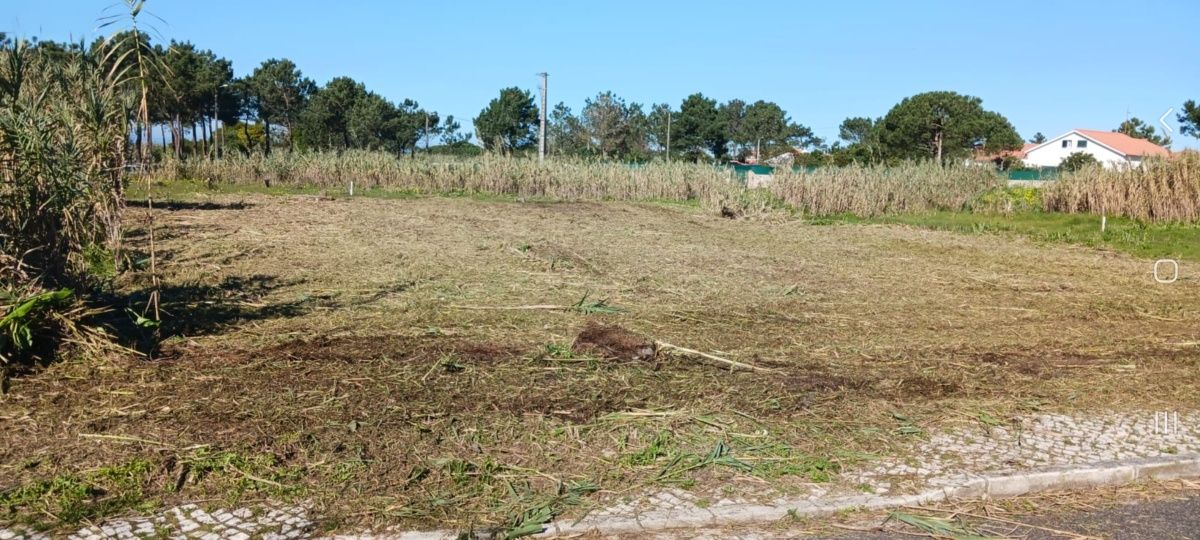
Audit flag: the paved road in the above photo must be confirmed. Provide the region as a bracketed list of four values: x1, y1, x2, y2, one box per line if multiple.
[1013, 494, 1200, 539]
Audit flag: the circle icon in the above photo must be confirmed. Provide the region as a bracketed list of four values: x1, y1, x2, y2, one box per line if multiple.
[1153, 259, 1179, 284]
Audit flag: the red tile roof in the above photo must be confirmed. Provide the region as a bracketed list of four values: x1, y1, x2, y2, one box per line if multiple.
[1074, 129, 1171, 158]
[974, 143, 1037, 161]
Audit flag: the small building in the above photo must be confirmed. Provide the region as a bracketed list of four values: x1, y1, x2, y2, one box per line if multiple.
[1022, 129, 1170, 169]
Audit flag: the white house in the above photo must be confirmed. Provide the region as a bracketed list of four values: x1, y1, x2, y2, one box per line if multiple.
[1021, 129, 1170, 169]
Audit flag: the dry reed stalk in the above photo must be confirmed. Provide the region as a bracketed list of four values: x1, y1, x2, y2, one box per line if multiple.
[1044, 154, 1200, 222]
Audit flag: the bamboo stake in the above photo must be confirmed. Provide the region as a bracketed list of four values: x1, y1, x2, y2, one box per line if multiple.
[448, 304, 566, 311]
[655, 341, 777, 373]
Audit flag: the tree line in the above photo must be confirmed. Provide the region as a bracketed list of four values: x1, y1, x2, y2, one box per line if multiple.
[9, 32, 1198, 166]
[12, 33, 468, 160]
[478, 88, 1028, 165]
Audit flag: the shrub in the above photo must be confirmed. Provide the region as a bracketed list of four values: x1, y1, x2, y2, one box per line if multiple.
[1059, 152, 1100, 172]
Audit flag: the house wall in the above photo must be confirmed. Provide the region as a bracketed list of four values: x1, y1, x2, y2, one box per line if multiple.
[1024, 131, 1131, 169]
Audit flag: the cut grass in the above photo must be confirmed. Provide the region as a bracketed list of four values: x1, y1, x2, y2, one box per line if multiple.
[3, 190, 1199, 533]
[816, 210, 1200, 261]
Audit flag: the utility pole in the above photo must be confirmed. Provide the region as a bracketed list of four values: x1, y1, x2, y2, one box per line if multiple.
[212, 83, 229, 159]
[424, 113, 430, 154]
[537, 72, 548, 162]
[213, 89, 220, 160]
[666, 110, 672, 162]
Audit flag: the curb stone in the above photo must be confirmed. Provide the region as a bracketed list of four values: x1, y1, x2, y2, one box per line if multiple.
[370, 454, 1200, 539]
[5, 455, 1198, 539]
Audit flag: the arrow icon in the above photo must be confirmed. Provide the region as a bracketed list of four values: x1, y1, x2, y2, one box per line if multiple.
[1160, 108, 1175, 133]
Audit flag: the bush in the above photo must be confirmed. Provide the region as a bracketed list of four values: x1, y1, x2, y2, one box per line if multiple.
[1059, 152, 1100, 172]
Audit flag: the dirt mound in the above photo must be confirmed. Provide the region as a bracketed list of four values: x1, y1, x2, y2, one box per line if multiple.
[572, 322, 656, 361]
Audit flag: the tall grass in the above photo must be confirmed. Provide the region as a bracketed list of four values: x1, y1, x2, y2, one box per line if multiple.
[1043, 154, 1200, 222]
[0, 40, 126, 289]
[768, 162, 1004, 217]
[154, 151, 743, 207]
[0, 39, 132, 371]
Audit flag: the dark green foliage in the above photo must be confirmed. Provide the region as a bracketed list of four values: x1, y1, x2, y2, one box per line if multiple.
[580, 91, 649, 160]
[1059, 151, 1101, 172]
[243, 58, 316, 153]
[673, 93, 727, 162]
[1029, 132, 1047, 144]
[474, 87, 539, 152]
[547, 102, 588, 156]
[294, 77, 434, 155]
[876, 91, 1022, 163]
[726, 100, 819, 160]
[156, 41, 235, 156]
[1179, 100, 1200, 138]
[1115, 117, 1172, 147]
[645, 103, 673, 156]
[0, 289, 74, 367]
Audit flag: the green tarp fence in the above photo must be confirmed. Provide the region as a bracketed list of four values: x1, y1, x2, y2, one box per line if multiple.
[727, 163, 1059, 183]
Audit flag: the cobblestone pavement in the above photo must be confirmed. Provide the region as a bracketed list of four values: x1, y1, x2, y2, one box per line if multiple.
[0, 505, 314, 540]
[3, 410, 1197, 539]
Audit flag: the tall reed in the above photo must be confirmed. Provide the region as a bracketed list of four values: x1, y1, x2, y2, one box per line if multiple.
[768, 162, 1003, 217]
[0, 40, 127, 288]
[1043, 154, 1200, 222]
[156, 151, 742, 208]
[0, 39, 133, 371]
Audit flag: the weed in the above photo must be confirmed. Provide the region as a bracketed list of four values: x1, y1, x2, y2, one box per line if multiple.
[624, 431, 674, 466]
[569, 293, 624, 315]
[0, 459, 154, 530]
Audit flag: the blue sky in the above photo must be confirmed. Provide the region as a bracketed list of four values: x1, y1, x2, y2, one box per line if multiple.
[6, 0, 1199, 148]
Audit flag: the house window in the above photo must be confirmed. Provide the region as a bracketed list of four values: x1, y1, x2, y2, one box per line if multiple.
[1062, 140, 1070, 148]
[1077, 140, 1087, 148]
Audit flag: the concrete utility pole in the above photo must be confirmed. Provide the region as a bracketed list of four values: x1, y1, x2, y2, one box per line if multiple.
[537, 72, 548, 162]
[666, 110, 672, 162]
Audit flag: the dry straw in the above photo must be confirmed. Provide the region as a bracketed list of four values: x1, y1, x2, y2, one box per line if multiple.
[160, 152, 742, 209]
[768, 161, 1004, 217]
[1044, 154, 1200, 222]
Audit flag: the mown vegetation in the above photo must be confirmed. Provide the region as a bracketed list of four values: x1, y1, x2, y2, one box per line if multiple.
[3, 2, 1200, 536]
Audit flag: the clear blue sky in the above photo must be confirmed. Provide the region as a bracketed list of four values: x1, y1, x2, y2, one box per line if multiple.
[6, 0, 1199, 148]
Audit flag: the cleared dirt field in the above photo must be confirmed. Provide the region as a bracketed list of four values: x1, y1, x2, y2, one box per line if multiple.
[3, 193, 1199, 533]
